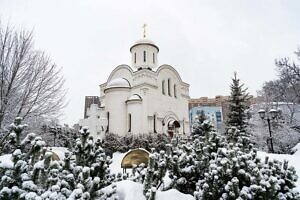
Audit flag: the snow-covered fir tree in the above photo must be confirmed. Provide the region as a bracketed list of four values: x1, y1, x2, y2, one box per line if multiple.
[139, 116, 299, 199]
[143, 150, 167, 199]
[225, 72, 252, 152]
[194, 142, 299, 200]
[166, 122, 225, 194]
[0, 118, 118, 199]
[226, 72, 250, 134]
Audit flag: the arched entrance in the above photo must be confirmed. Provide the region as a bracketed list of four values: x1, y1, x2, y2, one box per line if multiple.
[162, 111, 181, 138]
[167, 119, 180, 138]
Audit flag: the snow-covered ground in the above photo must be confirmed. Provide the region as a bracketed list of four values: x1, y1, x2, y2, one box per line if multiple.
[109, 151, 194, 200]
[115, 180, 194, 200]
[109, 152, 130, 174]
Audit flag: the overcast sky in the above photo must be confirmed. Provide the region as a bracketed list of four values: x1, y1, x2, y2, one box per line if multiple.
[1, 0, 300, 125]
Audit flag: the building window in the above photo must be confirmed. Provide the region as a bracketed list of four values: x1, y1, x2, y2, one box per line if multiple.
[153, 114, 157, 133]
[174, 84, 177, 98]
[134, 52, 136, 64]
[143, 51, 146, 62]
[216, 111, 222, 122]
[162, 80, 165, 95]
[183, 119, 185, 134]
[168, 78, 171, 96]
[128, 113, 131, 132]
[106, 112, 110, 133]
[153, 53, 155, 63]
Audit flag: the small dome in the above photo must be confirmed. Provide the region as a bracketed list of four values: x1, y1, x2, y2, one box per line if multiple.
[128, 94, 142, 101]
[106, 78, 131, 89]
[134, 38, 156, 45]
[130, 38, 159, 52]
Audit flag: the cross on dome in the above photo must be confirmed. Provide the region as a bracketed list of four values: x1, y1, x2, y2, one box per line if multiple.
[143, 24, 147, 38]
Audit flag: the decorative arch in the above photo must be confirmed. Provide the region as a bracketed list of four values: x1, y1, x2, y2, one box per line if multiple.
[121, 149, 150, 170]
[156, 64, 189, 86]
[162, 111, 180, 138]
[106, 64, 134, 83]
[162, 111, 180, 124]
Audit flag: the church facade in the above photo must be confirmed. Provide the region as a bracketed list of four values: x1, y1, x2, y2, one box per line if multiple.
[79, 37, 190, 139]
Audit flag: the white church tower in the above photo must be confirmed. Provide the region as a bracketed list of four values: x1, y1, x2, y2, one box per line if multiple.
[79, 26, 190, 139]
[131, 24, 159, 70]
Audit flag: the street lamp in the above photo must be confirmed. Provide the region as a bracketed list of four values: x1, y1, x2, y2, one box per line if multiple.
[258, 108, 278, 153]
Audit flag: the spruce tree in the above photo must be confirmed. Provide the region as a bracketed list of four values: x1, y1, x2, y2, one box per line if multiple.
[226, 72, 251, 148]
[226, 72, 249, 131]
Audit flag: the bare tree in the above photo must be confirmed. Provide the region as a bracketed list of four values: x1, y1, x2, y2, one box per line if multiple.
[0, 23, 66, 131]
[260, 49, 300, 123]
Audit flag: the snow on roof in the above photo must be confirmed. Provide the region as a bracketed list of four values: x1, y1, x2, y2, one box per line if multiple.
[130, 38, 159, 52]
[127, 94, 142, 101]
[106, 78, 131, 89]
[134, 38, 156, 45]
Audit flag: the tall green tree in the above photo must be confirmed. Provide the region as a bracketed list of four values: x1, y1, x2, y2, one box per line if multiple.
[226, 72, 250, 132]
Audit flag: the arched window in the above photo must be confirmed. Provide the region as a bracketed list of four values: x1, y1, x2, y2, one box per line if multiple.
[143, 51, 146, 62]
[128, 113, 131, 132]
[153, 53, 155, 63]
[168, 78, 171, 96]
[153, 114, 157, 133]
[134, 52, 136, 64]
[174, 84, 177, 98]
[162, 80, 165, 95]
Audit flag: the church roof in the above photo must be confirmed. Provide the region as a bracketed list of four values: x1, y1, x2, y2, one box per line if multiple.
[127, 94, 142, 101]
[130, 38, 159, 52]
[106, 78, 131, 89]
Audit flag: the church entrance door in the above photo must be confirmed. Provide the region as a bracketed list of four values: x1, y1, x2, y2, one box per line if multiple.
[167, 120, 180, 138]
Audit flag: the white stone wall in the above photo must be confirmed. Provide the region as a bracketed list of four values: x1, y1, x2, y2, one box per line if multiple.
[79, 104, 104, 139]
[127, 101, 142, 134]
[99, 65, 190, 136]
[104, 88, 129, 136]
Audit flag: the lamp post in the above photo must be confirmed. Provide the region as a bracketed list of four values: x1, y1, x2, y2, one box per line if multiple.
[258, 108, 278, 153]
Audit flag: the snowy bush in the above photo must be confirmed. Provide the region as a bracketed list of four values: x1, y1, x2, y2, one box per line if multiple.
[143, 119, 299, 199]
[102, 132, 170, 153]
[194, 144, 299, 199]
[0, 119, 118, 199]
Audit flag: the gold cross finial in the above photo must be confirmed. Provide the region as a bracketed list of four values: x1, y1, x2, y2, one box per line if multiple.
[143, 24, 147, 38]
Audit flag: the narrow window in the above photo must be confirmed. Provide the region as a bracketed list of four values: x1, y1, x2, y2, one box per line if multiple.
[168, 79, 171, 96]
[143, 51, 146, 62]
[128, 113, 131, 132]
[153, 114, 157, 133]
[153, 53, 155, 63]
[174, 84, 177, 98]
[183, 119, 185, 134]
[162, 80, 165, 95]
[106, 112, 110, 133]
[134, 53, 136, 64]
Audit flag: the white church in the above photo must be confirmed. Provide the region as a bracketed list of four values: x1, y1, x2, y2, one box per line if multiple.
[79, 31, 190, 139]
